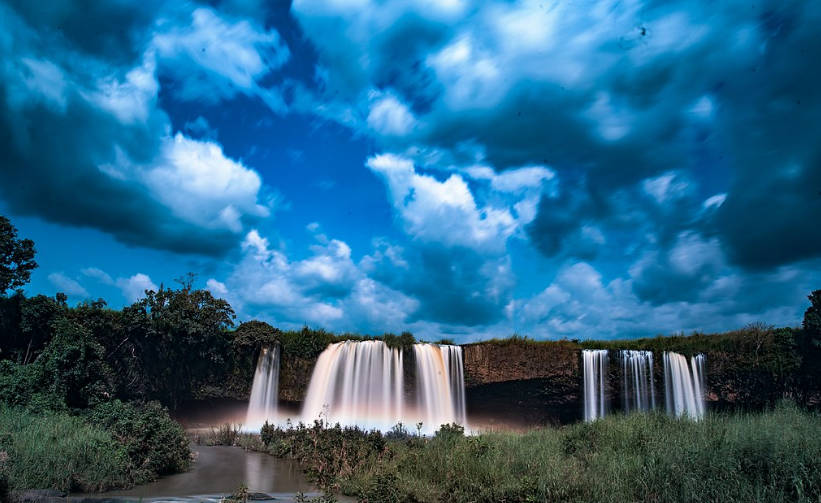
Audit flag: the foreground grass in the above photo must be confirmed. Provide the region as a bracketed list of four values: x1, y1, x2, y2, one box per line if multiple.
[0, 406, 131, 492]
[0, 402, 191, 494]
[242, 402, 821, 503]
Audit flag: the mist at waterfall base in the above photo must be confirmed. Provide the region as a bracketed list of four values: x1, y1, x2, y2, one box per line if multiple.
[582, 349, 706, 422]
[245, 341, 467, 435]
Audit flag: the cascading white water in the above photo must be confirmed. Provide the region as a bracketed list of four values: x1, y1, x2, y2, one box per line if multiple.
[246, 344, 281, 429]
[621, 350, 656, 414]
[663, 352, 706, 419]
[300, 340, 467, 434]
[414, 344, 467, 429]
[583, 349, 608, 422]
[301, 340, 405, 431]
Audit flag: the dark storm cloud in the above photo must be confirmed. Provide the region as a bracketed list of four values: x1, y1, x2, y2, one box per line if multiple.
[364, 243, 509, 326]
[5, 0, 161, 66]
[294, 0, 821, 277]
[0, 1, 274, 256]
[709, 1, 821, 269]
[0, 95, 237, 255]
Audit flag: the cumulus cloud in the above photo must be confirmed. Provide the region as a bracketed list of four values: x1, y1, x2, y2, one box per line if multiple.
[47, 273, 89, 298]
[145, 133, 270, 233]
[214, 230, 419, 333]
[0, 2, 281, 257]
[513, 258, 820, 340]
[152, 7, 290, 110]
[81, 267, 115, 286]
[116, 273, 158, 304]
[367, 153, 549, 253]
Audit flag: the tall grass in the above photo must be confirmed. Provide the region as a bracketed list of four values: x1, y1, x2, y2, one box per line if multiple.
[257, 402, 821, 503]
[0, 406, 131, 492]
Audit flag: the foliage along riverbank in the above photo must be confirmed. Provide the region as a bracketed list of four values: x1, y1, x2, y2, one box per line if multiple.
[0, 402, 190, 497]
[225, 402, 821, 503]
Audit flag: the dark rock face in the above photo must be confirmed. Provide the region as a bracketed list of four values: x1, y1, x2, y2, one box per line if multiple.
[278, 356, 317, 402]
[462, 343, 583, 426]
[462, 342, 579, 386]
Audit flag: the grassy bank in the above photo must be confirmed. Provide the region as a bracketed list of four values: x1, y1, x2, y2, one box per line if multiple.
[239, 402, 821, 503]
[0, 406, 130, 492]
[0, 402, 191, 494]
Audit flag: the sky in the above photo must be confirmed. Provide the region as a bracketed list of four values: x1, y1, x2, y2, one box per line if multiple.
[1, 0, 820, 342]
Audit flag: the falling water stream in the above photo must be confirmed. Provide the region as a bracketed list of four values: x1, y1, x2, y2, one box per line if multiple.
[583, 349, 608, 422]
[299, 341, 467, 434]
[245, 344, 281, 430]
[664, 352, 706, 419]
[621, 350, 656, 413]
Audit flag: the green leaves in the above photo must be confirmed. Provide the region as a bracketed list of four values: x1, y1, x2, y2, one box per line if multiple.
[0, 215, 38, 295]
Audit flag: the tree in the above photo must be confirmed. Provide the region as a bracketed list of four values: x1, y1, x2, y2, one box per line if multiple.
[804, 289, 821, 346]
[0, 215, 38, 294]
[124, 284, 236, 407]
[233, 320, 281, 348]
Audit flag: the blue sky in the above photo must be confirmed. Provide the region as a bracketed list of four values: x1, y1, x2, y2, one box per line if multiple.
[1, 0, 820, 341]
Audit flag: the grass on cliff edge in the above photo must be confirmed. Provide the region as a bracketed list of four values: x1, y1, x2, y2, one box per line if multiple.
[240, 402, 821, 503]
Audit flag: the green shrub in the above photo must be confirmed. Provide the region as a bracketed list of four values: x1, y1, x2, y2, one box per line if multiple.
[85, 400, 190, 484]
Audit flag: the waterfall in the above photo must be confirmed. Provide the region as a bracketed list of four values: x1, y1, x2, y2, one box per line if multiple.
[621, 350, 656, 414]
[663, 352, 706, 419]
[414, 344, 467, 429]
[246, 344, 281, 428]
[300, 340, 467, 433]
[583, 349, 608, 422]
[301, 340, 405, 431]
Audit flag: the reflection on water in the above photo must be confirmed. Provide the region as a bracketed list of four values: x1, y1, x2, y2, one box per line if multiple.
[86, 443, 314, 499]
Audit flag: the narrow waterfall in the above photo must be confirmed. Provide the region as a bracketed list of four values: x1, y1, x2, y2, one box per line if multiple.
[664, 352, 706, 419]
[301, 340, 404, 431]
[414, 344, 467, 429]
[246, 344, 281, 428]
[583, 349, 608, 422]
[621, 350, 656, 413]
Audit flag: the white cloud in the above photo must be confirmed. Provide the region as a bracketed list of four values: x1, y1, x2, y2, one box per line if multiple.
[206, 278, 229, 298]
[116, 273, 158, 303]
[367, 91, 417, 136]
[367, 153, 527, 252]
[86, 55, 158, 124]
[512, 256, 819, 340]
[217, 229, 418, 332]
[47, 273, 89, 298]
[144, 133, 269, 233]
[152, 7, 289, 108]
[703, 193, 727, 209]
[642, 172, 690, 204]
[81, 267, 115, 285]
[17, 58, 69, 112]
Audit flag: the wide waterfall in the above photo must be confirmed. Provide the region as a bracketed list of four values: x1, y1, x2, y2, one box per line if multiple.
[583, 349, 608, 422]
[414, 344, 467, 428]
[664, 352, 706, 419]
[621, 350, 656, 413]
[300, 340, 467, 433]
[301, 340, 405, 431]
[246, 344, 281, 429]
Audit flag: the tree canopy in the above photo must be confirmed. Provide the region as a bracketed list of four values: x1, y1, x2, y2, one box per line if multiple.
[0, 215, 38, 294]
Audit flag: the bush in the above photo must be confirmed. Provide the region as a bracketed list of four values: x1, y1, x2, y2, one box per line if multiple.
[85, 400, 190, 484]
